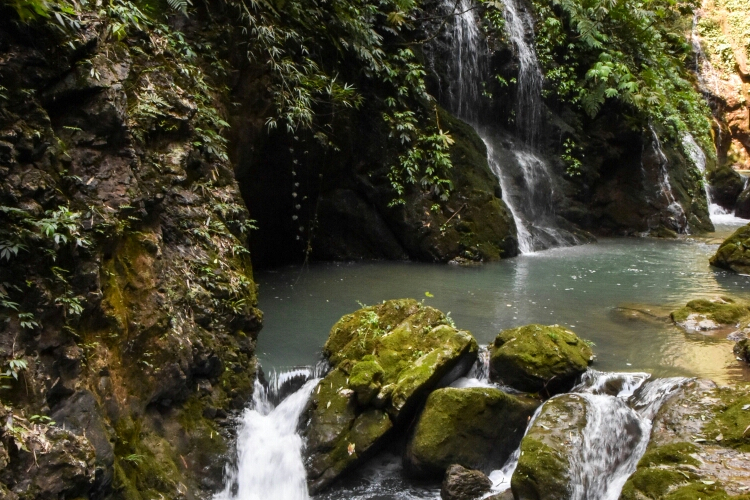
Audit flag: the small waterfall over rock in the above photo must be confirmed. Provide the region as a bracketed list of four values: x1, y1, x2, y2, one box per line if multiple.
[643, 125, 687, 232]
[485, 370, 687, 498]
[682, 131, 750, 225]
[438, 0, 585, 253]
[214, 371, 321, 500]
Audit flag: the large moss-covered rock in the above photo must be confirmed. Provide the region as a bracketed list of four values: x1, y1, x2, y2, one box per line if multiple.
[710, 224, 750, 274]
[511, 395, 587, 500]
[620, 380, 750, 499]
[302, 299, 479, 492]
[670, 297, 750, 334]
[405, 387, 539, 478]
[489, 324, 594, 394]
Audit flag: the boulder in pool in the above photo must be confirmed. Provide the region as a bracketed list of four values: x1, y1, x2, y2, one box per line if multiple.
[489, 324, 593, 394]
[670, 297, 750, 334]
[710, 224, 750, 275]
[441, 464, 493, 500]
[301, 299, 478, 493]
[405, 386, 539, 478]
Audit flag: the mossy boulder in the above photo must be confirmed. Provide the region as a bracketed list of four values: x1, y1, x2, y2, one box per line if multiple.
[405, 387, 539, 478]
[710, 224, 750, 274]
[302, 299, 479, 492]
[620, 379, 750, 498]
[489, 324, 594, 394]
[511, 394, 588, 500]
[670, 297, 750, 334]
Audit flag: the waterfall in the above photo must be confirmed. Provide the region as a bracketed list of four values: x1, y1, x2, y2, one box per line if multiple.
[485, 371, 687, 498]
[445, 0, 485, 123]
[500, 0, 544, 146]
[645, 126, 687, 232]
[682, 131, 750, 225]
[438, 0, 585, 253]
[214, 375, 320, 500]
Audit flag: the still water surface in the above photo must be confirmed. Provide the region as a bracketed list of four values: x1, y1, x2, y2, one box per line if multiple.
[256, 225, 750, 384]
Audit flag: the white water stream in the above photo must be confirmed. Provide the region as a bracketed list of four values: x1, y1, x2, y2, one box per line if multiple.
[646, 125, 688, 232]
[214, 376, 320, 500]
[440, 0, 586, 253]
[483, 370, 687, 498]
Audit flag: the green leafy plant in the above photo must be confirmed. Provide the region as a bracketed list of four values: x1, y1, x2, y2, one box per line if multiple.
[1, 358, 28, 390]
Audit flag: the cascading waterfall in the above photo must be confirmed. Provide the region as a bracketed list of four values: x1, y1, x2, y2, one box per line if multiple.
[214, 374, 321, 500]
[484, 370, 687, 498]
[439, 0, 584, 253]
[499, 0, 544, 146]
[682, 131, 750, 225]
[645, 125, 687, 232]
[445, 0, 485, 124]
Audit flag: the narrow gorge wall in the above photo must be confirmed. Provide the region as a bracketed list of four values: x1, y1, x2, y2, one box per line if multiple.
[0, 6, 261, 499]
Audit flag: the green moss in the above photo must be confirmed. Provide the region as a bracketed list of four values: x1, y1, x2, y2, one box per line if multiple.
[663, 482, 738, 500]
[710, 225, 750, 275]
[349, 358, 384, 405]
[703, 385, 750, 451]
[512, 437, 571, 500]
[623, 468, 690, 499]
[305, 299, 479, 491]
[406, 387, 539, 476]
[637, 442, 701, 468]
[670, 298, 750, 325]
[490, 324, 593, 393]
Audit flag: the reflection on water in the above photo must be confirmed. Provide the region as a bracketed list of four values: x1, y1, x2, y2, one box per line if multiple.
[256, 229, 750, 384]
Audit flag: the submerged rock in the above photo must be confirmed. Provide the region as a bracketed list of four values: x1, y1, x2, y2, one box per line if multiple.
[301, 299, 478, 492]
[670, 297, 750, 335]
[489, 324, 593, 394]
[405, 387, 539, 478]
[441, 464, 493, 500]
[710, 224, 750, 274]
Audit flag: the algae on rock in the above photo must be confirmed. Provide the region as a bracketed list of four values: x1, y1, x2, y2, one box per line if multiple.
[710, 224, 750, 275]
[620, 380, 750, 499]
[490, 324, 594, 394]
[302, 299, 478, 493]
[405, 386, 540, 478]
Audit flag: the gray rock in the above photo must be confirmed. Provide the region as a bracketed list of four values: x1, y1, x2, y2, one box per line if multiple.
[441, 464, 493, 500]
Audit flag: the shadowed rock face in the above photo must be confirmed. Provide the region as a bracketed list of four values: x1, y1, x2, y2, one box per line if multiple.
[301, 299, 478, 493]
[490, 324, 593, 395]
[405, 387, 540, 478]
[441, 464, 493, 500]
[238, 104, 520, 268]
[0, 9, 260, 499]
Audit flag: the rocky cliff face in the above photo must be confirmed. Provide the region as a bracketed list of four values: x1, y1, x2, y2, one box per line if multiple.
[0, 5, 260, 499]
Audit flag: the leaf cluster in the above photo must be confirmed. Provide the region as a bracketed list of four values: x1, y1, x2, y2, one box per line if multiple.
[531, 0, 713, 150]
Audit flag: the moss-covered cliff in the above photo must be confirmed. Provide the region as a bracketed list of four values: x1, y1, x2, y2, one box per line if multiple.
[0, 2, 261, 498]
